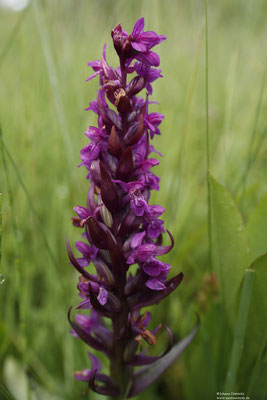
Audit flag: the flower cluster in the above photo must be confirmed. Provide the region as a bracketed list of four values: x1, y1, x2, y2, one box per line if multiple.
[67, 18, 194, 398]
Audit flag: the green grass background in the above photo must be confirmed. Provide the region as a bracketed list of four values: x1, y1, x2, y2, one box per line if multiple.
[0, 0, 266, 399]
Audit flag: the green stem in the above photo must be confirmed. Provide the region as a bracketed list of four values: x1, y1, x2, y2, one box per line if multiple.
[224, 269, 255, 392]
[110, 299, 133, 400]
[205, 0, 212, 270]
[205, 0, 210, 173]
[0, 193, 2, 269]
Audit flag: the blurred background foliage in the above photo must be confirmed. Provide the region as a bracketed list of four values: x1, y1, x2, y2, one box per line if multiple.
[0, 0, 266, 399]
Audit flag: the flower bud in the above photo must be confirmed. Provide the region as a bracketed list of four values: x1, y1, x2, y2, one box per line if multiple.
[114, 88, 132, 114]
[90, 160, 101, 187]
[107, 126, 123, 159]
[94, 259, 116, 286]
[126, 76, 146, 97]
[100, 204, 113, 228]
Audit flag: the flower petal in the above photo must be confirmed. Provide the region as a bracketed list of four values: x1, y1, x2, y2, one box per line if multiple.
[145, 278, 166, 290]
[132, 17, 145, 36]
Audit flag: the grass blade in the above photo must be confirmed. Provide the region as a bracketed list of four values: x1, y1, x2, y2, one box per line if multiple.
[0, 6, 29, 71]
[0, 385, 16, 400]
[0, 192, 3, 286]
[32, 0, 76, 174]
[224, 268, 254, 392]
[166, 22, 204, 215]
[0, 126, 62, 283]
[0, 193, 2, 266]
[236, 71, 266, 202]
[209, 173, 251, 326]
[205, 0, 212, 270]
[247, 328, 267, 396]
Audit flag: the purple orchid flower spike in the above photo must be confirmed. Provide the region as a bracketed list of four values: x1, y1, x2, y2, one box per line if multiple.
[67, 18, 198, 399]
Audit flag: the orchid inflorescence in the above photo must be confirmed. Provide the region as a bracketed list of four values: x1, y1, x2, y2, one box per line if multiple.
[67, 17, 197, 399]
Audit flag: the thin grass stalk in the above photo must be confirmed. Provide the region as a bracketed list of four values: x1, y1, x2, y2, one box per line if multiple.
[0, 131, 21, 338]
[220, 50, 238, 181]
[205, 0, 212, 270]
[0, 192, 3, 322]
[224, 269, 255, 392]
[0, 133, 71, 390]
[0, 193, 2, 269]
[201, 322, 217, 398]
[205, 0, 210, 173]
[0, 385, 16, 400]
[247, 327, 267, 396]
[166, 22, 204, 217]
[0, 129, 63, 288]
[0, 129, 20, 260]
[1, 131, 32, 400]
[249, 124, 267, 174]
[0, 6, 29, 71]
[233, 123, 267, 199]
[238, 71, 265, 203]
[10, 333, 60, 396]
[32, 0, 76, 177]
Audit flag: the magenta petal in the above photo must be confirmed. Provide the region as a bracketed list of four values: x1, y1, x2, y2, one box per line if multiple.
[127, 253, 136, 264]
[74, 368, 92, 381]
[137, 51, 160, 67]
[88, 353, 102, 372]
[75, 314, 93, 333]
[131, 273, 184, 310]
[159, 34, 167, 42]
[73, 206, 90, 219]
[146, 83, 153, 95]
[147, 219, 165, 239]
[139, 31, 160, 44]
[97, 287, 108, 305]
[75, 257, 90, 267]
[75, 241, 91, 255]
[132, 17, 145, 36]
[131, 196, 148, 216]
[147, 204, 165, 218]
[130, 231, 146, 249]
[76, 299, 91, 309]
[73, 353, 102, 381]
[85, 70, 101, 82]
[137, 244, 156, 262]
[145, 278, 166, 290]
[131, 42, 147, 52]
[87, 60, 102, 69]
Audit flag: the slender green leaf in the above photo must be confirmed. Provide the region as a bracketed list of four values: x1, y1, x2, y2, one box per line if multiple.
[224, 268, 254, 392]
[247, 327, 267, 396]
[4, 357, 28, 400]
[0, 193, 2, 266]
[244, 254, 267, 362]
[0, 384, 16, 400]
[247, 194, 267, 260]
[209, 173, 251, 325]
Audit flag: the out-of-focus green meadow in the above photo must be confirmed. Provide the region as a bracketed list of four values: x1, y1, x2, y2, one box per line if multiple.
[0, 1, 266, 399]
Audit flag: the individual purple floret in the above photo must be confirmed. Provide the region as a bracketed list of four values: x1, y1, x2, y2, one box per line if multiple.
[67, 17, 198, 398]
